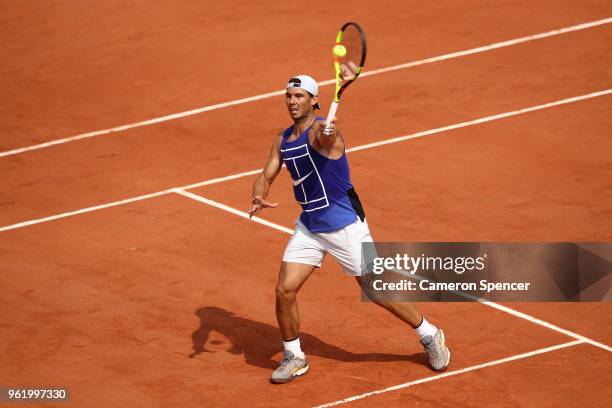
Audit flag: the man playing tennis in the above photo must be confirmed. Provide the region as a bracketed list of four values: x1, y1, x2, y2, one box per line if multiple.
[249, 75, 450, 384]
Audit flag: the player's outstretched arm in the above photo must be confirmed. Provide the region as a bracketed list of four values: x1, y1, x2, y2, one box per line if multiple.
[249, 133, 282, 218]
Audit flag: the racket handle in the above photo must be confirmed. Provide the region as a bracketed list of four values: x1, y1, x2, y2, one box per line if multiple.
[326, 101, 339, 126]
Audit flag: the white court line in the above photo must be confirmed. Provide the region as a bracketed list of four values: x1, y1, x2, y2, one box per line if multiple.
[1, 88, 610, 233]
[180, 169, 262, 191]
[346, 89, 612, 153]
[356, 17, 612, 80]
[480, 301, 612, 352]
[173, 189, 294, 235]
[0, 189, 174, 232]
[314, 340, 585, 407]
[1, 17, 611, 159]
[392, 269, 612, 353]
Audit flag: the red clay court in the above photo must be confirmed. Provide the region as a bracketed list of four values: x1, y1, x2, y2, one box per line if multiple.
[1, 1, 611, 406]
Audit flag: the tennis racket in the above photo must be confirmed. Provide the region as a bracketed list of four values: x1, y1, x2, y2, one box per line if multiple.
[326, 22, 367, 126]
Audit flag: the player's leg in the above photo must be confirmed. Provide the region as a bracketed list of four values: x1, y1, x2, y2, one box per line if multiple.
[275, 261, 316, 342]
[271, 221, 325, 384]
[271, 261, 316, 384]
[354, 275, 422, 326]
[323, 218, 451, 372]
[355, 273, 450, 371]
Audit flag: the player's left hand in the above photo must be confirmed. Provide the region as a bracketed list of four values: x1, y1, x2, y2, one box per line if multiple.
[249, 196, 279, 218]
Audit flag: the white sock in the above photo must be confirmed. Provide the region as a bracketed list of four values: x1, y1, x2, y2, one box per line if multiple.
[415, 317, 437, 338]
[282, 337, 305, 359]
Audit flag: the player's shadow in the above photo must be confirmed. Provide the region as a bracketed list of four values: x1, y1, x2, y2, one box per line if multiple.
[189, 306, 427, 369]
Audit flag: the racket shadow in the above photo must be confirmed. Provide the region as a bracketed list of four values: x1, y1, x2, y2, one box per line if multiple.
[189, 306, 427, 369]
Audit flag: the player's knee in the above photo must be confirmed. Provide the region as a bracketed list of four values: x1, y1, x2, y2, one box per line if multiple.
[275, 284, 297, 303]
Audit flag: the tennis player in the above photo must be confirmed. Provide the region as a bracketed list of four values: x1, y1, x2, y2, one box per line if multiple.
[249, 75, 450, 384]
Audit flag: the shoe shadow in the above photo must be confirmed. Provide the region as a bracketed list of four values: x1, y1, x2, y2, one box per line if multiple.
[189, 306, 428, 370]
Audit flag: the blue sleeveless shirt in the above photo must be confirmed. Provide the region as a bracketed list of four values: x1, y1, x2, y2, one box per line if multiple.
[280, 119, 365, 233]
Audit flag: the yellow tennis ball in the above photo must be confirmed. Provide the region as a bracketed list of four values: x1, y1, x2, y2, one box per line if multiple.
[333, 44, 347, 58]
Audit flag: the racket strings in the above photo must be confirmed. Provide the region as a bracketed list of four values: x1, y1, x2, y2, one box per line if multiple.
[338, 25, 363, 82]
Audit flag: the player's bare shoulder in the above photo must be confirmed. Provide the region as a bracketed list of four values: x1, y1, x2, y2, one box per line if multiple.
[260, 130, 285, 180]
[273, 129, 284, 151]
[266, 130, 284, 163]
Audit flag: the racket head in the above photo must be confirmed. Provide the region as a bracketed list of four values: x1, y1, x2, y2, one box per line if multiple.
[333, 22, 367, 101]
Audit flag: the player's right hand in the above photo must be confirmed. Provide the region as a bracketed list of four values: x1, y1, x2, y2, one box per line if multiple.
[249, 196, 279, 219]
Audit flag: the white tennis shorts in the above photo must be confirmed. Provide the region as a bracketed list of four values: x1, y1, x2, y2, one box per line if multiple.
[282, 217, 373, 276]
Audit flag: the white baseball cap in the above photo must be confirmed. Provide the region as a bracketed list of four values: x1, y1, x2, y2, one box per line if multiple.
[287, 75, 320, 109]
